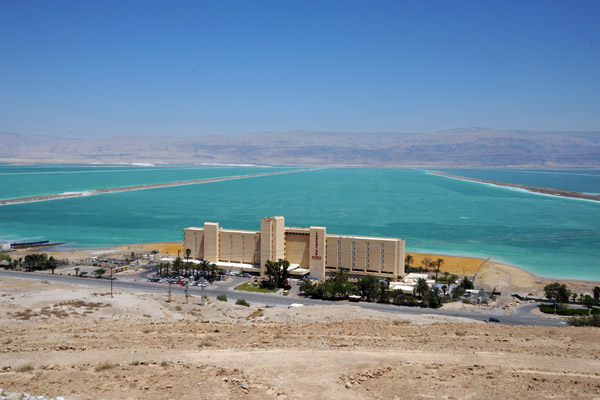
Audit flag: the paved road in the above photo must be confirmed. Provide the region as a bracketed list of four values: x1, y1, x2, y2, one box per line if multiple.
[0, 270, 567, 327]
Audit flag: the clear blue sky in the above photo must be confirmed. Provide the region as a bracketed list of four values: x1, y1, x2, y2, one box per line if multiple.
[1, 0, 598, 138]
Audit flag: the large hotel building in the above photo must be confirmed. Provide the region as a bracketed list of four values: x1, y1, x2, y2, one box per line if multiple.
[183, 217, 405, 281]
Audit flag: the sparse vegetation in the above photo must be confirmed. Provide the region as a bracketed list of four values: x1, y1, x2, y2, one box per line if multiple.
[15, 364, 34, 373]
[216, 294, 228, 301]
[235, 282, 277, 293]
[94, 362, 117, 372]
[540, 306, 600, 316]
[247, 308, 264, 319]
[236, 299, 250, 307]
[569, 314, 600, 327]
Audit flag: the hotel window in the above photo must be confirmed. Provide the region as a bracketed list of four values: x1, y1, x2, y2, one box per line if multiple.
[229, 235, 233, 260]
[380, 243, 385, 269]
[337, 239, 341, 267]
[242, 236, 246, 261]
[366, 242, 370, 268]
[254, 237, 259, 262]
[352, 241, 356, 268]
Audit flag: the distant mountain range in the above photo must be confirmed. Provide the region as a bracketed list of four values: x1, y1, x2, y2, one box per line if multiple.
[1, 128, 599, 167]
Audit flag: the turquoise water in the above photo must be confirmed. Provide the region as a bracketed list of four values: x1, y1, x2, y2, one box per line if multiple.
[433, 168, 600, 194]
[0, 167, 598, 280]
[0, 164, 295, 200]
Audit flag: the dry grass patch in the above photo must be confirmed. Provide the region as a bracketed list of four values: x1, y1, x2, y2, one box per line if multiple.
[198, 335, 215, 348]
[56, 300, 111, 309]
[247, 308, 264, 319]
[95, 362, 118, 372]
[15, 364, 35, 373]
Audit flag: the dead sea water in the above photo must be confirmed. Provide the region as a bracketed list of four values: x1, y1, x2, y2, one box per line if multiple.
[0, 166, 598, 280]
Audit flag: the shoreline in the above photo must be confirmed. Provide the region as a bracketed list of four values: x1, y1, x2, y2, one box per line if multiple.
[429, 171, 600, 202]
[19, 241, 596, 296]
[0, 168, 316, 206]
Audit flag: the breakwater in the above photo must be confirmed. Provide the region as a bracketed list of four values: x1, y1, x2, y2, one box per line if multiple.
[430, 171, 600, 202]
[0, 169, 315, 206]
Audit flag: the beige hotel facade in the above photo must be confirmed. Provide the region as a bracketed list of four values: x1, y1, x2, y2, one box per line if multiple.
[183, 217, 405, 281]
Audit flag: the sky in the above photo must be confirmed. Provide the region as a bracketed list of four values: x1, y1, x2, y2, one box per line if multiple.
[0, 0, 599, 139]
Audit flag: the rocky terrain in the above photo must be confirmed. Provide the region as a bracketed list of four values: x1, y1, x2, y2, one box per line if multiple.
[1, 276, 599, 399]
[2, 128, 599, 167]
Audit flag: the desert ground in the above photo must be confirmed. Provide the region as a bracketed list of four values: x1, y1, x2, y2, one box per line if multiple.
[1, 273, 600, 399]
[2, 243, 600, 399]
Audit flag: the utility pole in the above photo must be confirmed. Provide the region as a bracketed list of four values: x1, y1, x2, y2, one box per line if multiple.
[185, 282, 189, 304]
[168, 282, 172, 303]
[110, 263, 113, 298]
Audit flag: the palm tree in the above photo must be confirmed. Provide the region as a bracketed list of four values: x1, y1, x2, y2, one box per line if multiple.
[421, 257, 432, 273]
[185, 248, 191, 260]
[47, 256, 57, 274]
[199, 259, 211, 277]
[74, 267, 80, 277]
[405, 254, 414, 269]
[594, 286, 600, 300]
[443, 271, 450, 283]
[332, 267, 349, 282]
[415, 277, 429, 299]
[435, 258, 444, 281]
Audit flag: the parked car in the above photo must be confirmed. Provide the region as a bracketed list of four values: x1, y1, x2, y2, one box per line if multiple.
[488, 317, 501, 323]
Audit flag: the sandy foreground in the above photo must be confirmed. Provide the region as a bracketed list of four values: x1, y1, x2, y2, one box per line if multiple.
[1, 275, 600, 400]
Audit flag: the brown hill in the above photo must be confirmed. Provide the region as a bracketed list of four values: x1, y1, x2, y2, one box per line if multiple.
[1, 127, 599, 167]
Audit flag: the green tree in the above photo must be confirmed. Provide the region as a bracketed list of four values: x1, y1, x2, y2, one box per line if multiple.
[424, 287, 442, 308]
[594, 286, 600, 300]
[582, 295, 596, 315]
[185, 248, 191, 260]
[460, 276, 474, 290]
[298, 278, 315, 296]
[0, 251, 11, 263]
[263, 259, 290, 289]
[172, 256, 183, 275]
[47, 256, 57, 274]
[415, 277, 429, 299]
[199, 259, 211, 277]
[443, 271, 450, 283]
[571, 293, 578, 303]
[544, 282, 571, 313]
[356, 275, 380, 302]
[451, 286, 465, 299]
[93, 268, 106, 278]
[24, 253, 48, 272]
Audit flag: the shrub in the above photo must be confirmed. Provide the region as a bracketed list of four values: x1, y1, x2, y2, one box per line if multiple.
[539, 306, 600, 316]
[236, 298, 250, 307]
[217, 294, 227, 302]
[569, 314, 600, 327]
